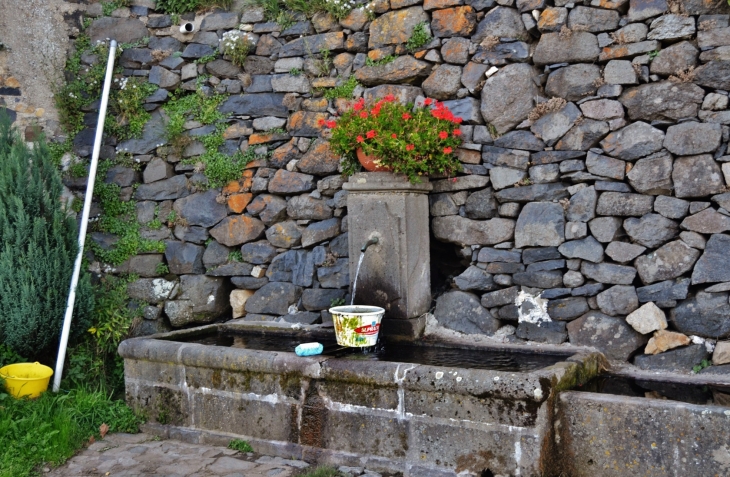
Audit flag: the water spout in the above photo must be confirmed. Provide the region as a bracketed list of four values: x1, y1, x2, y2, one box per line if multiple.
[361, 236, 379, 252]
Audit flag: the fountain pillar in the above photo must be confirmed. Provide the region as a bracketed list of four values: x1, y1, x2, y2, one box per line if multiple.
[343, 172, 432, 339]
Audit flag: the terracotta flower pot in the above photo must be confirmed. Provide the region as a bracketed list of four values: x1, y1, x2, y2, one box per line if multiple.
[356, 148, 392, 172]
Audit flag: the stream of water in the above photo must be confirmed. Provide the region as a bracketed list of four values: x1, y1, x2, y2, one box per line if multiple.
[350, 251, 365, 306]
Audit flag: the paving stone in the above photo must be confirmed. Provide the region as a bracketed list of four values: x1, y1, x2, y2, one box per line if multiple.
[596, 285, 639, 316]
[644, 330, 691, 355]
[623, 213, 678, 248]
[435, 290, 502, 334]
[681, 207, 730, 234]
[481, 63, 540, 134]
[634, 344, 709, 371]
[624, 151, 673, 195]
[581, 262, 636, 285]
[533, 32, 600, 65]
[585, 151, 625, 180]
[692, 233, 730, 284]
[673, 154, 726, 198]
[530, 102, 582, 146]
[588, 216, 623, 243]
[568, 6, 620, 32]
[600, 121, 665, 161]
[635, 240, 700, 285]
[650, 41, 699, 76]
[567, 311, 647, 360]
[597, 192, 654, 217]
[515, 321, 567, 344]
[547, 297, 590, 321]
[514, 202, 565, 248]
[605, 241, 646, 264]
[654, 195, 689, 220]
[472, 6, 527, 43]
[432, 216, 515, 246]
[626, 302, 668, 334]
[664, 122, 722, 156]
[454, 265, 497, 291]
[558, 236, 604, 263]
[619, 82, 704, 122]
[545, 64, 601, 102]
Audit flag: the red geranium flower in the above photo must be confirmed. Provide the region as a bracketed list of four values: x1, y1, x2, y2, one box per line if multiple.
[453, 117, 463, 124]
[317, 118, 326, 126]
[366, 130, 376, 139]
[353, 102, 363, 111]
[359, 111, 368, 119]
[326, 120, 336, 128]
[391, 133, 397, 139]
[438, 131, 448, 140]
[453, 129, 462, 136]
[402, 113, 411, 120]
[443, 147, 453, 154]
[356, 135, 364, 143]
[406, 144, 415, 151]
[384, 94, 395, 102]
[423, 98, 433, 105]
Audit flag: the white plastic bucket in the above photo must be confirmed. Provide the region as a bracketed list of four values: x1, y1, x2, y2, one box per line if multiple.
[329, 306, 385, 347]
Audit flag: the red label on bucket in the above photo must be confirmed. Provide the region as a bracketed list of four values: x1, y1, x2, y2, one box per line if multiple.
[354, 324, 380, 335]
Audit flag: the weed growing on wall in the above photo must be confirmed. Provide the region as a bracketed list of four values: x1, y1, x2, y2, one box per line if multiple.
[365, 55, 398, 67]
[322, 75, 360, 100]
[108, 77, 158, 140]
[155, 0, 232, 13]
[101, 0, 130, 16]
[88, 160, 166, 265]
[406, 22, 432, 52]
[220, 31, 252, 67]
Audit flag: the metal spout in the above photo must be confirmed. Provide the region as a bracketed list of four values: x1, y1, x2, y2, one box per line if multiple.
[361, 237, 379, 252]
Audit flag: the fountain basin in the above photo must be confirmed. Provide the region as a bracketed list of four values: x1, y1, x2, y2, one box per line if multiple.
[119, 321, 605, 476]
[329, 305, 385, 347]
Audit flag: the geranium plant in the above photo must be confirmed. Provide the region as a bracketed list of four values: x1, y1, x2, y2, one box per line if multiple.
[325, 95, 463, 183]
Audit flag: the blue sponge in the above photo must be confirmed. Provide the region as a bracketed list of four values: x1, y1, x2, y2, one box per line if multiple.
[295, 342, 323, 356]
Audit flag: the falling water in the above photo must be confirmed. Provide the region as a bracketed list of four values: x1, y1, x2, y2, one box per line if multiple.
[350, 252, 366, 306]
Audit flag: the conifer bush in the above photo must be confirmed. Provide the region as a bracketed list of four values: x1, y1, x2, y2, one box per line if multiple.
[0, 113, 93, 361]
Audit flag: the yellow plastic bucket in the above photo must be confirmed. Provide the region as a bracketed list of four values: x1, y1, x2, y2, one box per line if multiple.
[329, 305, 385, 347]
[0, 362, 54, 399]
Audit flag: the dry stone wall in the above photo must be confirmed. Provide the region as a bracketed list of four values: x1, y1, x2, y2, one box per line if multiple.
[42, 0, 730, 370]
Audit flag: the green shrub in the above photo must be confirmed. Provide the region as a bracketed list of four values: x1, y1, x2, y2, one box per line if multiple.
[0, 112, 94, 361]
[228, 439, 254, 452]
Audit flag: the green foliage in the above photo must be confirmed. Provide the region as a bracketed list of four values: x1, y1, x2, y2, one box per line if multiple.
[0, 113, 94, 361]
[330, 297, 345, 307]
[155, 263, 170, 275]
[648, 50, 660, 60]
[247, 0, 283, 21]
[195, 53, 218, 64]
[297, 467, 345, 477]
[220, 31, 251, 67]
[48, 139, 73, 167]
[248, 0, 361, 24]
[155, 0, 232, 13]
[88, 160, 166, 265]
[693, 359, 712, 373]
[0, 387, 143, 477]
[102, 0, 130, 16]
[329, 96, 463, 183]
[228, 250, 243, 262]
[227, 439, 254, 452]
[56, 36, 154, 140]
[163, 89, 227, 150]
[0, 344, 26, 368]
[322, 75, 360, 100]
[315, 47, 333, 76]
[276, 10, 297, 29]
[289, 67, 302, 76]
[406, 22, 432, 52]
[68, 160, 88, 178]
[365, 55, 397, 67]
[189, 132, 268, 189]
